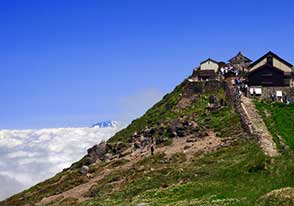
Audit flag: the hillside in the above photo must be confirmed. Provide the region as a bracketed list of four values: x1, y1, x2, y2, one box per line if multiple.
[1, 79, 294, 206]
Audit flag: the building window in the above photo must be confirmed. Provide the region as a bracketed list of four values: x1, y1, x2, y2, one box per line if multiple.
[267, 56, 273, 65]
[261, 81, 273, 85]
[262, 73, 273, 77]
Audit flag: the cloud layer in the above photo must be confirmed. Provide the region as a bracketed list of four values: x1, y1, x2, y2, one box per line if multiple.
[0, 124, 123, 201]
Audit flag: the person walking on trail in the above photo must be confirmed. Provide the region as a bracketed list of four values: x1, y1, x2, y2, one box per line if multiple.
[150, 143, 155, 156]
[140, 135, 145, 153]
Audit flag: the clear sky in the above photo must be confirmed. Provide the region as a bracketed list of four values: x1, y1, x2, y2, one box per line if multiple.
[1, 0, 294, 129]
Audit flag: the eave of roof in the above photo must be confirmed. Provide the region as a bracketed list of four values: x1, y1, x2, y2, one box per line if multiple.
[200, 58, 219, 65]
[229, 51, 252, 63]
[248, 64, 284, 76]
[249, 51, 293, 68]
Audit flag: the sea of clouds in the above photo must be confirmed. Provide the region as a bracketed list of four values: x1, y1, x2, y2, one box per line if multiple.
[0, 124, 123, 201]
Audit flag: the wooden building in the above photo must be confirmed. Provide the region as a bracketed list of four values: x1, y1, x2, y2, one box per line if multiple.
[192, 58, 219, 81]
[200, 58, 219, 72]
[246, 51, 294, 99]
[229, 51, 252, 72]
[248, 51, 293, 87]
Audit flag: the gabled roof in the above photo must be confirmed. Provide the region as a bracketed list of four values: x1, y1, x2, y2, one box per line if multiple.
[229, 51, 252, 63]
[249, 51, 293, 68]
[200, 58, 219, 65]
[248, 64, 284, 76]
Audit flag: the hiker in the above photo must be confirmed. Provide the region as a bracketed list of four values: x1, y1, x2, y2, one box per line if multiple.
[131, 137, 136, 153]
[220, 98, 224, 106]
[271, 94, 276, 102]
[220, 67, 224, 75]
[239, 89, 242, 97]
[150, 143, 155, 155]
[283, 95, 288, 103]
[140, 135, 145, 153]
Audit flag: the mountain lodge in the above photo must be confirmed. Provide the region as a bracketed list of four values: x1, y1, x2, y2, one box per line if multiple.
[191, 51, 294, 100]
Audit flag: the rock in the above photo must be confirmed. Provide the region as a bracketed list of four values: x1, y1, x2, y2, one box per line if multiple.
[104, 153, 113, 161]
[80, 165, 89, 174]
[167, 127, 177, 138]
[176, 126, 186, 137]
[158, 127, 165, 135]
[106, 142, 128, 155]
[119, 150, 132, 158]
[136, 203, 149, 206]
[86, 141, 108, 164]
[184, 145, 192, 150]
[186, 139, 195, 143]
[258, 187, 294, 206]
[149, 128, 156, 135]
[96, 141, 107, 157]
[86, 173, 93, 178]
[83, 156, 93, 166]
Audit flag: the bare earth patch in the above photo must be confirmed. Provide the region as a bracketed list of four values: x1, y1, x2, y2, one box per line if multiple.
[37, 130, 229, 205]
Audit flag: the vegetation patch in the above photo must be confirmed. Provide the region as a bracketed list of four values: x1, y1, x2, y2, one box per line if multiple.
[255, 101, 294, 150]
[81, 139, 294, 206]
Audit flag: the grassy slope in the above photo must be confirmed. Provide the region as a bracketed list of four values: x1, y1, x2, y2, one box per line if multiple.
[1, 81, 294, 206]
[109, 80, 240, 143]
[109, 81, 231, 142]
[44, 83, 294, 206]
[255, 101, 294, 150]
[79, 139, 294, 206]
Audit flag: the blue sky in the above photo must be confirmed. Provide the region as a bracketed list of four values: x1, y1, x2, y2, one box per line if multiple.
[1, 0, 294, 129]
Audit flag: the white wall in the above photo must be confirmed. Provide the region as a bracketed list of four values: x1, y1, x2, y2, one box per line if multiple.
[200, 60, 219, 72]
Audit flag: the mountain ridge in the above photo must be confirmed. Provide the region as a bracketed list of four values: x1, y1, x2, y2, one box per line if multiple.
[1, 78, 293, 206]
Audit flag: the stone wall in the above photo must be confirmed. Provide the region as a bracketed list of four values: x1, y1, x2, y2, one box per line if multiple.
[225, 83, 253, 136]
[183, 79, 256, 137]
[247, 86, 294, 100]
[185, 80, 253, 136]
[183, 80, 225, 97]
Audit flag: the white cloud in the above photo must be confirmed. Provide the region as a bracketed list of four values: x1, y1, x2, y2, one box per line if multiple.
[0, 124, 123, 201]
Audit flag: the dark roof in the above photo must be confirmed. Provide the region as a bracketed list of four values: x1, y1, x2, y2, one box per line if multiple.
[248, 64, 284, 76]
[229, 51, 252, 63]
[200, 58, 219, 65]
[249, 51, 293, 68]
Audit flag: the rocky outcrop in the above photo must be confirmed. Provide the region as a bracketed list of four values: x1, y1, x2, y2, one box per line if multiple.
[85, 141, 128, 164]
[258, 187, 294, 206]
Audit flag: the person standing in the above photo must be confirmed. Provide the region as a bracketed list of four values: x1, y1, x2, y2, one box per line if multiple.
[150, 143, 155, 156]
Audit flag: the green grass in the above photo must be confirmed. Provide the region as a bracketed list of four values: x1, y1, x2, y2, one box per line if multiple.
[108, 82, 184, 143]
[3, 81, 294, 206]
[109, 80, 236, 143]
[255, 101, 294, 150]
[197, 107, 243, 138]
[81, 139, 294, 206]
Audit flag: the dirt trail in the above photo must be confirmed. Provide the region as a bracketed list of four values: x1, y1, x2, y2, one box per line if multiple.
[37, 130, 223, 205]
[241, 96, 279, 157]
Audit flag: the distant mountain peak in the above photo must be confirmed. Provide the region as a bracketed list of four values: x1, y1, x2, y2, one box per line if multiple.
[91, 121, 118, 128]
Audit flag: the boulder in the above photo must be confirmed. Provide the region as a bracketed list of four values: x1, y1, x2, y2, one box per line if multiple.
[106, 142, 128, 155]
[176, 126, 186, 137]
[86, 141, 108, 163]
[167, 127, 177, 138]
[95, 141, 107, 158]
[80, 165, 89, 174]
